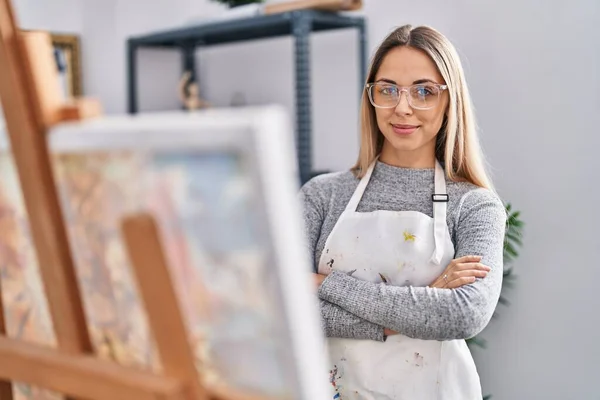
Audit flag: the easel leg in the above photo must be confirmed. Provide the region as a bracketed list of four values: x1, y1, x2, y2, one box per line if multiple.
[0, 0, 92, 355]
[0, 280, 13, 400]
[122, 213, 209, 400]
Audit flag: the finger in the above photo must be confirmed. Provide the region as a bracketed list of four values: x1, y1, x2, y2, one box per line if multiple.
[432, 273, 452, 289]
[453, 262, 491, 272]
[429, 278, 442, 289]
[445, 276, 477, 289]
[452, 255, 483, 264]
[452, 269, 489, 279]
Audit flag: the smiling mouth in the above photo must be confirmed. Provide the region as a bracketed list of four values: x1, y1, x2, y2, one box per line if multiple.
[391, 124, 420, 135]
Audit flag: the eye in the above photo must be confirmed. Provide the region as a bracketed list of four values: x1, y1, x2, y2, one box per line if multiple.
[377, 84, 398, 96]
[413, 85, 436, 97]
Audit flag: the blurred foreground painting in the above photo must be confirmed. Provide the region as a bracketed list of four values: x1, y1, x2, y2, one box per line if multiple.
[0, 148, 296, 399]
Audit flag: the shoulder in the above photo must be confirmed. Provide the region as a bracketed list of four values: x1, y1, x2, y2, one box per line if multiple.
[299, 170, 358, 203]
[447, 181, 507, 228]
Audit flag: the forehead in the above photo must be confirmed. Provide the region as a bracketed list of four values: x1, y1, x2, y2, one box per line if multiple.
[375, 46, 444, 85]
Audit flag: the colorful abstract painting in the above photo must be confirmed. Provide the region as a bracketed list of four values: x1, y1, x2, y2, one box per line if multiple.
[0, 147, 297, 398]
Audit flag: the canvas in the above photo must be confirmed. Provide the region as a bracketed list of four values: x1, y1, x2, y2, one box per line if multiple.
[0, 106, 330, 400]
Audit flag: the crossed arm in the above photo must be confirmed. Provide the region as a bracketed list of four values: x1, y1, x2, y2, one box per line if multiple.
[305, 189, 507, 342]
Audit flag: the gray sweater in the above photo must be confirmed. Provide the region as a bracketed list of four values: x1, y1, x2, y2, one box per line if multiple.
[299, 160, 507, 342]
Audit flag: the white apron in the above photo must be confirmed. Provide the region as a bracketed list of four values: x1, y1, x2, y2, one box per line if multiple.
[318, 159, 481, 400]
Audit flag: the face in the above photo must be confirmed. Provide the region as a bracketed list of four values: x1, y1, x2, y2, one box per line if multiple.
[372, 46, 448, 166]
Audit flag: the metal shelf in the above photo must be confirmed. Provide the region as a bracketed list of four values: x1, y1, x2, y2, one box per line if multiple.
[127, 10, 367, 184]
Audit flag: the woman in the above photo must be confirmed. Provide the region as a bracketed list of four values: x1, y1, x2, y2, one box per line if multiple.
[300, 24, 506, 399]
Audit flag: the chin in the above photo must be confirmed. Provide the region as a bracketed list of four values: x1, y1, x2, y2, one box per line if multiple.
[389, 142, 421, 153]
[383, 134, 422, 152]
[380, 128, 439, 158]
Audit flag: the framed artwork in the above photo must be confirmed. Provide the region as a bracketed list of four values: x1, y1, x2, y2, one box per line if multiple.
[50, 33, 82, 99]
[0, 106, 331, 399]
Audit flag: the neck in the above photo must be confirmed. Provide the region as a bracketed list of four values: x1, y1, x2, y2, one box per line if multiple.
[379, 143, 436, 169]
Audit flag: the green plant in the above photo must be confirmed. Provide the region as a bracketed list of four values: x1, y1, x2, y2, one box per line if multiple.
[467, 202, 524, 399]
[210, 0, 264, 7]
[467, 202, 524, 348]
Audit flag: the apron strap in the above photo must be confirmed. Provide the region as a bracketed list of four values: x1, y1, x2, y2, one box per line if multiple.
[430, 160, 448, 265]
[344, 158, 377, 213]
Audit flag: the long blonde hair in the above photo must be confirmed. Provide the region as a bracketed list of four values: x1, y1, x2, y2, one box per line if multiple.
[352, 25, 493, 190]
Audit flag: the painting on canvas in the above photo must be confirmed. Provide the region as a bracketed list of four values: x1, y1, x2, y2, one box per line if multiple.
[0, 107, 330, 399]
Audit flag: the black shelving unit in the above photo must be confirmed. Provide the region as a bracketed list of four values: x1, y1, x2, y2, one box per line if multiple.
[127, 10, 367, 184]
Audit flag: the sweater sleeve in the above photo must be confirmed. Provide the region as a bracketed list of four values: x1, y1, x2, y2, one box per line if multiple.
[319, 300, 385, 341]
[317, 188, 507, 341]
[299, 178, 385, 341]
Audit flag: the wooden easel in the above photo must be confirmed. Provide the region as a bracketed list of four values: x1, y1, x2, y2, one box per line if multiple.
[0, 1, 270, 399]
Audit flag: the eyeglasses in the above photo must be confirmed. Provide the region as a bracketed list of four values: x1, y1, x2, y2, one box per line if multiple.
[365, 82, 448, 110]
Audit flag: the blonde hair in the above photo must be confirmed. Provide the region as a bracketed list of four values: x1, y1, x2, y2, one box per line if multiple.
[352, 25, 493, 190]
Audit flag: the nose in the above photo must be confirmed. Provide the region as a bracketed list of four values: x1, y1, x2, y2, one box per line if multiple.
[394, 89, 412, 115]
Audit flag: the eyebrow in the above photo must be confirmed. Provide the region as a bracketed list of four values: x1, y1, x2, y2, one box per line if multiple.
[376, 78, 440, 85]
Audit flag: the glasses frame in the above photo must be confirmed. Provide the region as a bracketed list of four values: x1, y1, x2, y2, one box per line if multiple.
[365, 82, 448, 110]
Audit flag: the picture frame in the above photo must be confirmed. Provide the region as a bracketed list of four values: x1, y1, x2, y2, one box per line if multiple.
[50, 32, 82, 98]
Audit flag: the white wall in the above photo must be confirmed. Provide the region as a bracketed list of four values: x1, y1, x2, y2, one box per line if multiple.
[14, 0, 82, 32]
[11, 0, 600, 398]
[79, 0, 120, 114]
[453, 2, 600, 399]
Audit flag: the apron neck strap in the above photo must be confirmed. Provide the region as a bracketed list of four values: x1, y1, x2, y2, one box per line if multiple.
[430, 160, 448, 265]
[344, 157, 378, 213]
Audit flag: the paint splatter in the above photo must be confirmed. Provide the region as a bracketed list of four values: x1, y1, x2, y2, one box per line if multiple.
[330, 365, 343, 399]
[403, 230, 416, 242]
[414, 352, 424, 367]
[399, 261, 415, 273]
[329, 365, 338, 384]
[327, 259, 335, 269]
[398, 261, 405, 272]
[347, 269, 357, 277]
[379, 273, 388, 283]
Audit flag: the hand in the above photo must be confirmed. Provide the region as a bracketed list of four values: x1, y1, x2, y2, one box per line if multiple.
[429, 255, 490, 289]
[384, 328, 399, 337]
[313, 273, 327, 289]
